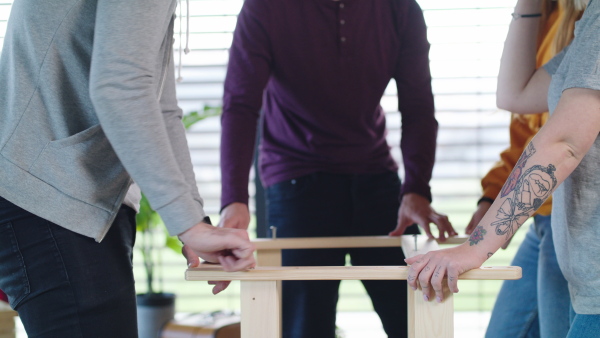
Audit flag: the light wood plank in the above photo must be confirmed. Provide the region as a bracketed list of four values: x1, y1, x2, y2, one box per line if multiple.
[186, 266, 522, 281]
[409, 284, 454, 338]
[241, 281, 280, 338]
[256, 249, 282, 266]
[255, 248, 283, 331]
[252, 235, 468, 250]
[400, 235, 440, 258]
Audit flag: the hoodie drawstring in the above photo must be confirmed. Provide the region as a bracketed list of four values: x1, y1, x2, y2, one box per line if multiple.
[177, 0, 190, 83]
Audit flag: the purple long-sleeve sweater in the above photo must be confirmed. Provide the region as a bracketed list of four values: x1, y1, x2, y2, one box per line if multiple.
[221, 0, 438, 209]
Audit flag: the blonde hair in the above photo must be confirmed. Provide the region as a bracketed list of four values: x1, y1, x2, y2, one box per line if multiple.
[551, 0, 587, 54]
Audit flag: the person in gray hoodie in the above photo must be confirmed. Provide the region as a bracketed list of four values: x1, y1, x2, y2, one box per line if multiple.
[0, 0, 255, 336]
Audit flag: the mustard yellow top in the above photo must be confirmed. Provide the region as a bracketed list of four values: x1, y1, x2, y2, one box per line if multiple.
[481, 6, 562, 216]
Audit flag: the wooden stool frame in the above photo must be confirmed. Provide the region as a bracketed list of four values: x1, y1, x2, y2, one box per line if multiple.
[186, 235, 521, 338]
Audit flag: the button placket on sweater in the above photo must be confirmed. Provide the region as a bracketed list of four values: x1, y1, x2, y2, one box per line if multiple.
[338, 2, 347, 53]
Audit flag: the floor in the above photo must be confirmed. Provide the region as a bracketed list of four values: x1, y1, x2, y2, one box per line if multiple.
[336, 311, 490, 338]
[12, 311, 491, 337]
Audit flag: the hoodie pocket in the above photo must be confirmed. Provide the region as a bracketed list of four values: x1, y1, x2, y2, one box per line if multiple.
[28, 125, 130, 212]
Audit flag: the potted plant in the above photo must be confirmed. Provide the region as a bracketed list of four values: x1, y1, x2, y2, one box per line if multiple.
[135, 106, 221, 338]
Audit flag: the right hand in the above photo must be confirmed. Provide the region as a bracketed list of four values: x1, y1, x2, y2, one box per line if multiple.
[406, 243, 487, 303]
[219, 202, 251, 230]
[465, 200, 512, 249]
[180, 222, 256, 294]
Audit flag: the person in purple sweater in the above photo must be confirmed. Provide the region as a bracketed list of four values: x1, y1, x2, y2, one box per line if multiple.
[218, 0, 456, 337]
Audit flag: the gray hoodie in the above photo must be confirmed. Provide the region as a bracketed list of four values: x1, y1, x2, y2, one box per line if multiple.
[0, 0, 205, 241]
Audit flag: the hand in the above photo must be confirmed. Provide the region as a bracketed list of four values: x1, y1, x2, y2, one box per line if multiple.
[466, 200, 512, 249]
[219, 202, 251, 230]
[180, 222, 256, 294]
[389, 193, 457, 241]
[405, 244, 486, 302]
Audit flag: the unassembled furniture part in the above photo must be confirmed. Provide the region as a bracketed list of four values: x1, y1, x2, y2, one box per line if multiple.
[186, 235, 521, 338]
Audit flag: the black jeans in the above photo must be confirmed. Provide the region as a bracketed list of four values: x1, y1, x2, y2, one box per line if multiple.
[266, 171, 418, 338]
[0, 196, 138, 337]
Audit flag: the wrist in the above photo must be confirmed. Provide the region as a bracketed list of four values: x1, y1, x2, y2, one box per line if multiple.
[178, 221, 213, 244]
[511, 12, 542, 20]
[477, 197, 494, 206]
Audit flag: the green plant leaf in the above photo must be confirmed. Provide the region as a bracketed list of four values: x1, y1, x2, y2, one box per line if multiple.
[182, 106, 222, 129]
[165, 235, 183, 254]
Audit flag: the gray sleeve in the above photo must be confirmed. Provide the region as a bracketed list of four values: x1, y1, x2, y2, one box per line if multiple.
[550, 1, 600, 91]
[543, 46, 568, 76]
[88, 0, 205, 236]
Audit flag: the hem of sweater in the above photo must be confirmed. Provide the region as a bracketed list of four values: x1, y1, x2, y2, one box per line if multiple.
[220, 194, 250, 212]
[0, 156, 126, 242]
[572, 294, 600, 315]
[156, 193, 206, 237]
[400, 185, 432, 202]
[260, 167, 399, 189]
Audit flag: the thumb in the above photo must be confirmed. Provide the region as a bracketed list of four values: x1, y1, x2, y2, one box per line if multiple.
[182, 245, 201, 268]
[389, 212, 413, 236]
[404, 254, 423, 265]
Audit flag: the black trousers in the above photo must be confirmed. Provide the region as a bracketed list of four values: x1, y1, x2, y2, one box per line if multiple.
[266, 171, 418, 338]
[0, 197, 138, 338]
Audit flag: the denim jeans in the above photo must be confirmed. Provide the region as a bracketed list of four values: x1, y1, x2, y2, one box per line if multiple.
[0, 196, 138, 337]
[567, 307, 600, 337]
[266, 171, 419, 338]
[485, 215, 570, 338]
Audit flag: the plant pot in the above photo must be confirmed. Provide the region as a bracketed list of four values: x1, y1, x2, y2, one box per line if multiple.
[137, 293, 175, 338]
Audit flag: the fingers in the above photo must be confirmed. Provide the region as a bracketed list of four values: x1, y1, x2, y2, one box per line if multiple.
[417, 263, 436, 302]
[208, 281, 231, 295]
[406, 254, 460, 303]
[219, 254, 256, 272]
[430, 212, 456, 241]
[430, 265, 446, 302]
[182, 245, 201, 268]
[388, 221, 410, 237]
[420, 222, 435, 240]
[447, 268, 460, 294]
[406, 255, 428, 291]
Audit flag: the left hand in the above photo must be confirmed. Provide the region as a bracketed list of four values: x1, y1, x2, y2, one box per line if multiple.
[389, 193, 457, 241]
[405, 244, 486, 302]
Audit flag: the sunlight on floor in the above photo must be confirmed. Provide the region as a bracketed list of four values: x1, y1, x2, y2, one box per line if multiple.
[336, 311, 491, 338]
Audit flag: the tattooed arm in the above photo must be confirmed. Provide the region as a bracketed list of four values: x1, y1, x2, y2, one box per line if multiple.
[405, 88, 600, 303]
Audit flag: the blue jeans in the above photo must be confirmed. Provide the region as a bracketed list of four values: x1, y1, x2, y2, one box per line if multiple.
[0, 196, 138, 337]
[567, 307, 600, 337]
[486, 215, 570, 338]
[266, 172, 419, 338]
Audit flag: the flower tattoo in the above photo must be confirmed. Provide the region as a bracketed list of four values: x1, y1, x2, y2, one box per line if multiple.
[469, 225, 487, 246]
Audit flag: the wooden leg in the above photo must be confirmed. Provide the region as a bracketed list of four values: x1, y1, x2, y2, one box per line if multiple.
[241, 280, 281, 338]
[408, 284, 454, 338]
[255, 249, 283, 335]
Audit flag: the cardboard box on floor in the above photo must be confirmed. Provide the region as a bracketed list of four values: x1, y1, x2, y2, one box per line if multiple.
[0, 302, 17, 338]
[162, 312, 240, 338]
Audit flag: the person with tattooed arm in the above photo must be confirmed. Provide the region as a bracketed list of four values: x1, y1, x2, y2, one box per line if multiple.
[466, 1, 585, 336]
[407, 0, 600, 335]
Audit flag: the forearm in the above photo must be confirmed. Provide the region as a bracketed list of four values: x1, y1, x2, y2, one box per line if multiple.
[220, 112, 258, 208]
[481, 114, 540, 200]
[469, 91, 599, 257]
[161, 59, 204, 206]
[497, 0, 548, 113]
[395, 2, 436, 201]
